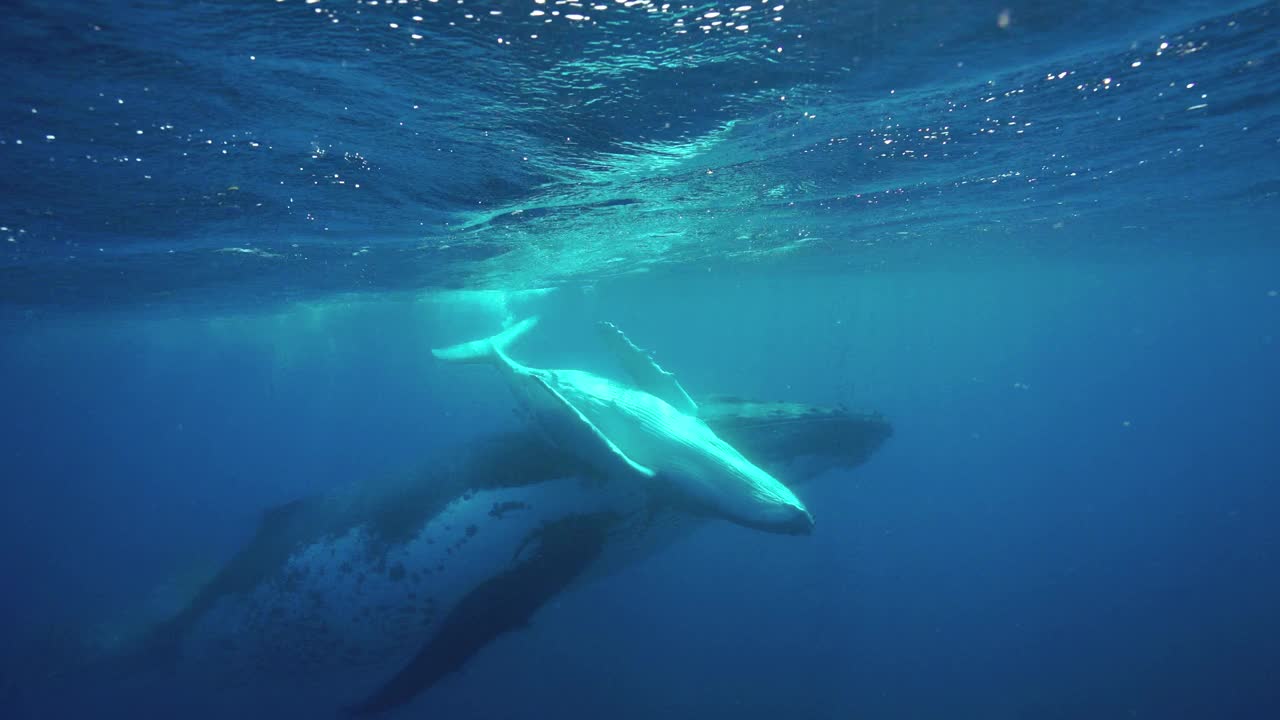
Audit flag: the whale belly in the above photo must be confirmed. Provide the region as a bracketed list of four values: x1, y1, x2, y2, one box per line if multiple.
[111, 477, 644, 716]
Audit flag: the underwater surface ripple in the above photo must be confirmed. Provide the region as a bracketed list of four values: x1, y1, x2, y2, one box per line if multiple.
[1, 0, 1276, 307]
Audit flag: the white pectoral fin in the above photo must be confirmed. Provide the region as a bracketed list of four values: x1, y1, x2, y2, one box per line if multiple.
[530, 376, 657, 481]
[596, 321, 698, 416]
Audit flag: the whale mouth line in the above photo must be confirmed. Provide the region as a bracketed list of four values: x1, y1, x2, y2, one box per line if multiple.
[727, 509, 815, 536]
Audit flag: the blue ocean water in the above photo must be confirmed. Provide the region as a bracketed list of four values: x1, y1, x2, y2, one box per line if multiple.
[1, 1, 1278, 718]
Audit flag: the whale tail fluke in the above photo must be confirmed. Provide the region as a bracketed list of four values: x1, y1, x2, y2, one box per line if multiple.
[432, 316, 539, 365]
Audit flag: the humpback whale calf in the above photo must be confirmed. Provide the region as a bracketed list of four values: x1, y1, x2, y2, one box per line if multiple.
[432, 318, 814, 535]
[11, 394, 891, 718]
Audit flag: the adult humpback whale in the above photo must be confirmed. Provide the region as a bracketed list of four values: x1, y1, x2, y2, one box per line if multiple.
[432, 318, 814, 534]
[15, 397, 891, 719]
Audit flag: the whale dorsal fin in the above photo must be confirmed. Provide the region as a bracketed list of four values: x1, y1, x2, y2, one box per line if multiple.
[596, 321, 698, 416]
[530, 375, 657, 481]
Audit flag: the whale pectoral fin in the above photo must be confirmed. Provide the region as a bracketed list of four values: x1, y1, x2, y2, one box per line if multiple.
[530, 375, 656, 482]
[596, 321, 698, 416]
[344, 513, 617, 717]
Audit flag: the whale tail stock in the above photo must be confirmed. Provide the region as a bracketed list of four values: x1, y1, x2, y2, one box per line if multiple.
[431, 316, 539, 365]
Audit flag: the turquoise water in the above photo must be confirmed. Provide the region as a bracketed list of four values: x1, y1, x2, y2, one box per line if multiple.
[1, 1, 1278, 718]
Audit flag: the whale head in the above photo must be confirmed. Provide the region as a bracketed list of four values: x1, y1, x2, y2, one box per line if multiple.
[697, 436, 817, 535]
[745, 502, 815, 536]
[699, 396, 893, 487]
